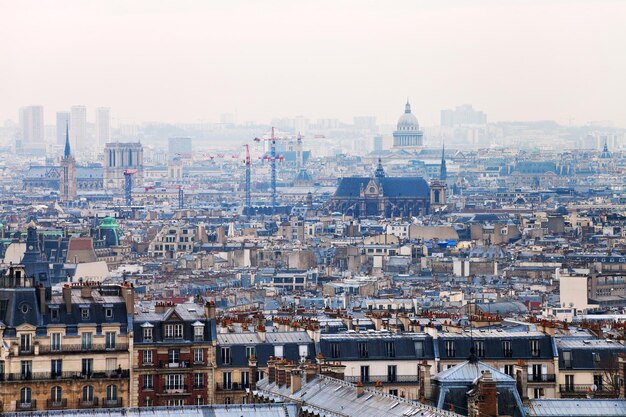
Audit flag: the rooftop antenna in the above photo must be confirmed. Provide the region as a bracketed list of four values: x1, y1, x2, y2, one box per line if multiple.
[468, 286, 478, 364]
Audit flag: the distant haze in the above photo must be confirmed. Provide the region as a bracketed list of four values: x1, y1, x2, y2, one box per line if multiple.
[1, 0, 625, 127]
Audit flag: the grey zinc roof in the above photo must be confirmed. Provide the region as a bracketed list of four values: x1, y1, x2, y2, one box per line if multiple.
[556, 338, 624, 349]
[256, 374, 461, 417]
[527, 399, 626, 417]
[433, 360, 515, 383]
[2, 404, 298, 417]
[266, 331, 313, 344]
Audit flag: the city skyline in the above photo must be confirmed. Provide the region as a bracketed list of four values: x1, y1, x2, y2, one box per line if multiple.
[2, 0, 626, 127]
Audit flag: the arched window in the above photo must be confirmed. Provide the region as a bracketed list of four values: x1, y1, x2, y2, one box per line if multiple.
[51, 386, 63, 402]
[82, 385, 94, 402]
[20, 387, 32, 404]
[106, 384, 118, 400]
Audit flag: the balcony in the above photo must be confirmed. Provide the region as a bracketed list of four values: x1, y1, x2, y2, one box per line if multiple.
[215, 382, 245, 391]
[344, 375, 420, 384]
[163, 385, 190, 395]
[528, 374, 556, 383]
[46, 399, 68, 409]
[158, 361, 192, 369]
[1, 369, 130, 382]
[14, 400, 37, 411]
[559, 384, 619, 398]
[102, 398, 123, 408]
[77, 398, 99, 409]
[38, 343, 129, 354]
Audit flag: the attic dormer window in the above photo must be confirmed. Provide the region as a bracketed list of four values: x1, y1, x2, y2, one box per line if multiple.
[81, 308, 90, 320]
[105, 308, 113, 319]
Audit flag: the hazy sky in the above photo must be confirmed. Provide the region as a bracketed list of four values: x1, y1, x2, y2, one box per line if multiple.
[1, 0, 625, 127]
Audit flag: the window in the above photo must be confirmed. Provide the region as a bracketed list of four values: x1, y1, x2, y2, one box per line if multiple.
[105, 308, 113, 318]
[385, 341, 396, 357]
[194, 348, 203, 363]
[241, 371, 250, 388]
[105, 332, 116, 349]
[502, 341, 512, 357]
[224, 397, 232, 405]
[165, 324, 184, 339]
[195, 397, 204, 406]
[360, 365, 370, 383]
[168, 349, 180, 365]
[563, 351, 572, 368]
[504, 364, 514, 377]
[51, 359, 62, 378]
[143, 327, 153, 342]
[530, 340, 540, 357]
[51, 386, 63, 402]
[144, 398, 153, 407]
[533, 388, 544, 399]
[223, 371, 232, 389]
[81, 332, 92, 350]
[20, 387, 32, 405]
[564, 374, 575, 391]
[20, 333, 32, 353]
[274, 345, 284, 358]
[594, 374, 603, 389]
[387, 365, 397, 382]
[531, 364, 542, 381]
[143, 374, 154, 390]
[194, 325, 204, 341]
[221, 347, 231, 365]
[592, 352, 600, 363]
[299, 344, 309, 359]
[358, 342, 369, 358]
[474, 340, 485, 357]
[143, 350, 153, 365]
[82, 358, 93, 376]
[256, 370, 265, 382]
[20, 360, 32, 379]
[445, 340, 456, 357]
[82, 385, 94, 402]
[51, 333, 62, 352]
[245, 346, 256, 359]
[414, 341, 424, 357]
[166, 374, 183, 390]
[194, 373, 204, 388]
[106, 384, 118, 401]
[51, 308, 60, 321]
[330, 343, 340, 358]
[389, 389, 398, 396]
[81, 308, 90, 320]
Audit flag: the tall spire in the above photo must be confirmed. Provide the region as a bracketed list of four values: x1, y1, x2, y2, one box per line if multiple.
[440, 143, 447, 180]
[374, 157, 385, 179]
[64, 121, 71, 159]
[405, 99, 411, 114]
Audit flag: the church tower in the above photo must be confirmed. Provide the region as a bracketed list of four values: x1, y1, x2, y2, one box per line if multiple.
[429, 144, 447, 212]
[59, 122, 77, 202]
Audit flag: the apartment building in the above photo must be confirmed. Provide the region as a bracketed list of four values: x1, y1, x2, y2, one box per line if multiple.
[0, 267, 133, 412]
[215, 329, 315, 404]
[131, 301, 217, 407]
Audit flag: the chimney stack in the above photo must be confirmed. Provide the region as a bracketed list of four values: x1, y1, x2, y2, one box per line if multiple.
[474, 371, 498, 417]
[63, 285, 72, 313]
[37, 284, 46, 314]
[419, 361, 432, 401]
[356, 381, 364, 398]
[514, 360, 529, 403]
[268, 358, 276, 384]
[205, 301, 216, 319]
[122, 284, 135, 315]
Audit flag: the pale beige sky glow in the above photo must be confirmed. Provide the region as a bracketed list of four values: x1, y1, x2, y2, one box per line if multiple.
[1, 0, 625, 126]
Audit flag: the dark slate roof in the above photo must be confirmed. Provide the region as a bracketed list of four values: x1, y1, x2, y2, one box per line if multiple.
[216, 331, 315, 367]
[319, 332, 434, 360]
[334, 177, 429, 198]
[0, 288, 42, 328]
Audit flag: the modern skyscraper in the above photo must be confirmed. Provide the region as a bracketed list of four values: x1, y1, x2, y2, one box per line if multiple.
[56, 111, 70, 146]
[70, 105, 87, 151]
[20, 105, 44, 143]
[95, 107, 111, 148]
[440, 104, 487, 127]
[168, 137, 193, 160]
